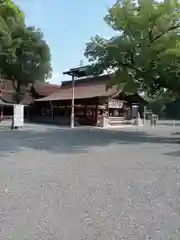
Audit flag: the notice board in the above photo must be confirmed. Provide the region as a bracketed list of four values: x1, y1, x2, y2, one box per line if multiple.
[13, 104, 24, 127]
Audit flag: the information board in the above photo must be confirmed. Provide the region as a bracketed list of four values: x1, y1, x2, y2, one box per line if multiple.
[13, 104, 24, 127]
[108, 99, 123, 109]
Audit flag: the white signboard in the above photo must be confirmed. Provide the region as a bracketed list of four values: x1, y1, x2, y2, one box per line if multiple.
[13, 104, 24, 127]
[108, 99, 123, 109]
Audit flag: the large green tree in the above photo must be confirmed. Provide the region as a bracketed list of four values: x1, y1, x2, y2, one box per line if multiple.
[4, 26, 52, 102]
[85, 0, 180, 97]
[0, 0, 52, 103]
[0, 0, 24, 75]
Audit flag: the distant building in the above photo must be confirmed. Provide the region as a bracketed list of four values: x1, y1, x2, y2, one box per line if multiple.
[32, 74, 147, 126]
[0, 80, 60, 120]
[0, 73, 147, 126]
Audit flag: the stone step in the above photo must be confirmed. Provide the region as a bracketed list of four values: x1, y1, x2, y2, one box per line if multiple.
[109, 120, 132, 126]
[109, 117, 124, 121]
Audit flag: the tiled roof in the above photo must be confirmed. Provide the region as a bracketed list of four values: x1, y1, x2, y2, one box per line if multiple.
[0, 80, 60, 104]
[61, 74, 110, 86]
[0, 80, 60, 95]
[36, 77, 120, 102]
[0, 80, 14, 93]
[0, 92, 34, 105]
[0, 96, 13, 106]
[33, 83, 61, 96]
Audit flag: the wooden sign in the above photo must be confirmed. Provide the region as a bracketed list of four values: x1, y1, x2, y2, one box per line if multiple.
[108, 99, 123, 109]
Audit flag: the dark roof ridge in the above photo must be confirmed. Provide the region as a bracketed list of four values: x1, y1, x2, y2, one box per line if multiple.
[61, 74, 111, 86]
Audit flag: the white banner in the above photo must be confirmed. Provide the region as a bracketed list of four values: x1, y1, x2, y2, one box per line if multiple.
[108, 99, 123, 109]
[13, 104, 24, 127]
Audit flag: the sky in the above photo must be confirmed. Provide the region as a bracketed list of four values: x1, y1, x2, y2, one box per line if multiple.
[14, 0, 116, 85]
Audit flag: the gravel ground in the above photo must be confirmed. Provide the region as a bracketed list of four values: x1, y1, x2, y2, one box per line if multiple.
[0, 122, 180, 240]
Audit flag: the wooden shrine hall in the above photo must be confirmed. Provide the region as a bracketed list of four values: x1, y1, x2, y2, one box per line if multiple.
[32, 67, 146, 127]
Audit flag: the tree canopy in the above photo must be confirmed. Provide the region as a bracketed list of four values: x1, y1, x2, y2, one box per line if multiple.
[0, 0, 52, 102]
[0, 0, 24, 68]
[85, 0, 180, 97]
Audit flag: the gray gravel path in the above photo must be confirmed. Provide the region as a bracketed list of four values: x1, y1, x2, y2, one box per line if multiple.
[0, 123, 180, 240]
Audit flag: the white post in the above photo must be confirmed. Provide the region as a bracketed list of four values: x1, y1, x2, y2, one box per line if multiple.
[173, 120, 175, 126]
[132, 105, 138, 125]
[71, 75, 75, 128]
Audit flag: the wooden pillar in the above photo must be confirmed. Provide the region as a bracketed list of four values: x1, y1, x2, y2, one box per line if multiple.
[0, 106, 3, 122]
[84, 104, 87, 117]
[95, 102, 98, 126]
[50, 101, 54, 121]
[27, 106, 30, 120]
[52, 105, 54, 120]
[71, 75, 75, 128]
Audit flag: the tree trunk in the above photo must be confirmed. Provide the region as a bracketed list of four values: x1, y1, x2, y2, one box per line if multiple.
[11, 81, 21, 130]
[16, 81, 21, 104]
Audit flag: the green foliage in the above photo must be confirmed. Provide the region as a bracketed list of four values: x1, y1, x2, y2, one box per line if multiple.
[85, 0, 180, 96]
[165, 98, 180, 119]
[146, 91, 174, 115]
[0, 0, 52, 103]
[0, 0, 24, 56]
[0, 0, 24, 25]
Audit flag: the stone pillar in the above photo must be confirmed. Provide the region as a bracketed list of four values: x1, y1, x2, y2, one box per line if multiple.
[99, 110, 109, 128]
[131, 105, 138, 125]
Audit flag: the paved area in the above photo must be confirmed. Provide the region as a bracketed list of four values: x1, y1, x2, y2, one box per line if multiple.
[0, 122, 180, 240]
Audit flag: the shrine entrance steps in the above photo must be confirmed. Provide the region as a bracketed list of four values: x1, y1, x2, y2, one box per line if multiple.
[108, 117, 132, 127]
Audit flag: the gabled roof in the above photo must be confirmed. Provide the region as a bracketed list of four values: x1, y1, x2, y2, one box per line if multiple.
[63, 65, 89, 77]
[0, 80, 60, 96]
[33, 83, 61, 96]
[1, 92, 34, 105]
[35, 76, 120, 102]
[0, 96, 13, 106]
[0, 80, 60, 104]
[61, 74, 110, 86]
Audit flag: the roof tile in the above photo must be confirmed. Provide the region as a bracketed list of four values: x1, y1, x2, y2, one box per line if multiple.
[36, 77, 120, 102]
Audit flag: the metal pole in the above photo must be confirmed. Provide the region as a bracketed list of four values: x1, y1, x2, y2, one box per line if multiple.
[71, 75, 75, 128]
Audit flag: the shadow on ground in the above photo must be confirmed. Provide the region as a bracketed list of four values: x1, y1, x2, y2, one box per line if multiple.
[164, 150, 180, 157]
[157, 122, 180, 126]
[171, 132, 180, 135]
[0, 127, 179, 156]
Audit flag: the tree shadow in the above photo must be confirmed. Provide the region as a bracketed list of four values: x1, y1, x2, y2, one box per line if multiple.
[157, 121, 180, 126]
[0, 127, 179, 157]
[171, 132, 180, 135]
[164, 150, 180, 157]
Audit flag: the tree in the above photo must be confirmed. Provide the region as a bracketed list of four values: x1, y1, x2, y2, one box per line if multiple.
[4, 26, 52, 102]
[0, 0, 24, 56]
[0, 0, 24, 77]
[0, 0, 52, 103]
[145, 91, 174, 116]
[84, 0, 180, 97]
